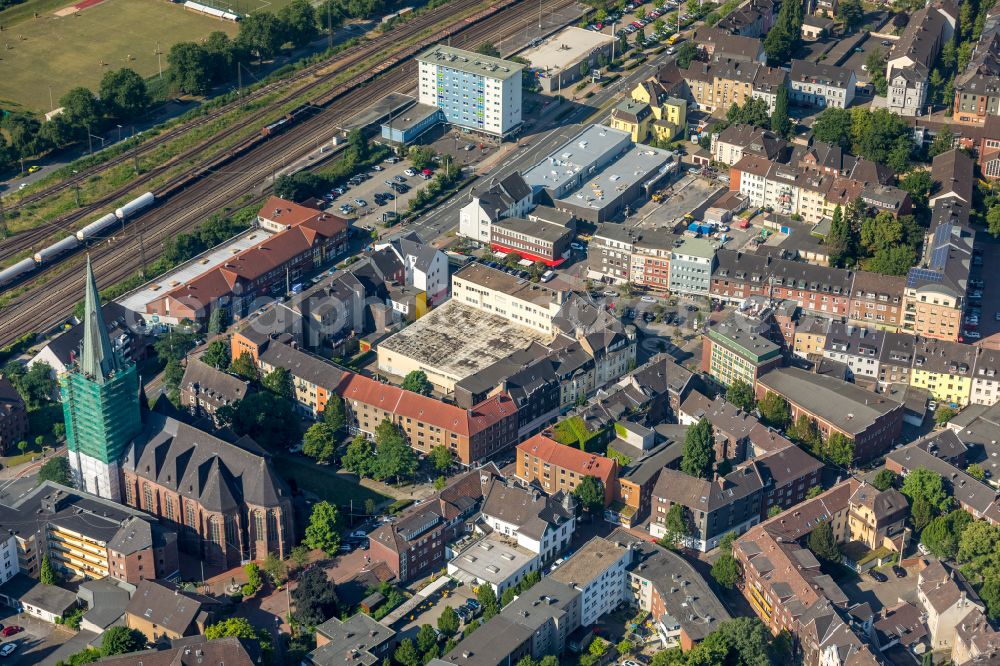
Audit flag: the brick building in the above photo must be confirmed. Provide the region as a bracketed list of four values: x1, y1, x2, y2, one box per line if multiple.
[755, 367, 904, 462]
[340, 372, 517, 466]
[0, 378, 27, 456]
[121, 413, 294, 571]
[368, 465, 501, 582]
[515, 434, 618, 506]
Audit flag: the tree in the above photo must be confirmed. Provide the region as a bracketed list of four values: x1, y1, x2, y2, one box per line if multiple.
[850, 108, 911, 170]
[9, 360, 56, 408]
[823, 432, 855, 467]
[935, 405, 957, 425]
[303, 422, 338, 463]
[901, 468, 952, 514]
[477, 584, 500, 620]
[726, 97, 770, 128]
[438, 606, 460, 637]
[758, 392, 791, 429]
[201, 339, 230, 370]
[929, 129, 956, 157]
[292, 567, 339, 627]
[262, 367, 295, 400]
[323, 395, 347, 432]
[812, 107, 853, 149]
[711, 533, 739, 589]
[661, 503, 691, 549]
[207, 307, 230, 336]
[217, 391, 297, 450]
[55, 648, 102, 666]
[866, 48, 889, 96]
[827, 204, 854, 267]
[921, 509, 972, 559]
[865, 245, 917, 276]
[275, 171, 329, 201]
[304, 500, 341, 555]
[41, 554, 57, 585]
[681, 418, 715, 479]
[238, 12, 285, 61]
[100, 626, 146, 656]
[278, 0, 319, 47]
[99, 68, 149, 121]
[788, 414, 822, 453]
[401, 370, 433, 396]
[837, 0, 864, 32]
[911, 497, 935, 533]
[395, 639, 421, 666]
[770, 86, 792, 138]
[416, 624, 439, 655]
[807, 520, 841, 563]
[967, 463, 987, 481]
[725, 379, 756, 412]
[373, 420, 417, 483]
[163, 358, 185, 404]
[343, 434, 375, 477]
[430, 445, 455, 473]
[957, 520, 1000, 574]
[38, 457, 72, 486]
[230, 352, 258, 381]
[59, 87, 103, 140]
[263, 552, 287, 584]
[290, 544, 310, 570]
[872, 469, 898, 491]
[988, 203, 1000, 237]
[167, 42, 213, 95]
[572, 475, 605, 514]
[244, 562, 263, 593]
[861, 212, 904, 255]
[205, 617, 272, 655]
[676, 41, 699, 68]
[476, 42, 501, 57]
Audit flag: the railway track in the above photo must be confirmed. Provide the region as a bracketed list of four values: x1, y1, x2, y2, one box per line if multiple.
[0, 0, 580, 346]
[0, 0, 509, 261]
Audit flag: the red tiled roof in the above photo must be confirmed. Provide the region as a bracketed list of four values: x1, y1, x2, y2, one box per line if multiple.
[517, 434, 617, 487]
[257, 196, 328, 228]
[339, 373, 512, 437]
[160, 211, 347, 307]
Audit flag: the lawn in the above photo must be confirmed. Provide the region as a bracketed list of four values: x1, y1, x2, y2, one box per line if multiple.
[272, 455, 392, 516]
[0, 0, 238, 113]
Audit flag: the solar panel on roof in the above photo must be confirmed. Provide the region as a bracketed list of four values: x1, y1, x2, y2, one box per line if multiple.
[906, 268, 944, 288]
[930, 245, 951, 268]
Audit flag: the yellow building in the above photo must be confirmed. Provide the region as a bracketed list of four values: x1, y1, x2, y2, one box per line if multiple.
[908, 339, 977, 407]
[846, 484, 909, 552]
[48, 524, 109, 580]
[610, 99, 652, 143]
[792, 317, 830, 358]
[650, 96, 687, 142]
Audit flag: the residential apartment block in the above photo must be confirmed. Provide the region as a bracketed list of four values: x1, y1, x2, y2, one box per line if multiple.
[417, 45, 523, 137]
[788, 60, 856, 109]
[516, 434, 618, 506]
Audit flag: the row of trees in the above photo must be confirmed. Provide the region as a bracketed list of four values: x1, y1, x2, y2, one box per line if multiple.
[763, 0, 803, 65]
[342, 420, 420, 483]
[826, 200, 924, 275]
[650, 617, 791, 666]
[757, 391, 855, 467]
[811, 107, 913, 172]
[723, 89, 793, 139]
[0, 66, 149, 172]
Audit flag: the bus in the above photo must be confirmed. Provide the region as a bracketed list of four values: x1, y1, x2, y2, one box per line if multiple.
[668, 32, 683, 44]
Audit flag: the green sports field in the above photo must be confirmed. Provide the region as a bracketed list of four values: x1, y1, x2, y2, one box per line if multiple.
[0, 0, 242, 113]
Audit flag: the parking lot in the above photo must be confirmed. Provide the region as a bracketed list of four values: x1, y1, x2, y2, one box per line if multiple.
[395, 583, 478, 641]
[318, 157, 434, 229]
[0, 608, 80, 665]
[965, 234, 995, 345]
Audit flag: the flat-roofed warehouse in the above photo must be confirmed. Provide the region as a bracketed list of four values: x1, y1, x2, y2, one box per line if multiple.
[521, 26, 617, 93]
[376, 300, 549, 393]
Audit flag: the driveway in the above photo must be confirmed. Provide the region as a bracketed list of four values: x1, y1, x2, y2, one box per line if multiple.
[840, 563, 919, 612]
[0, 607, 80, 666]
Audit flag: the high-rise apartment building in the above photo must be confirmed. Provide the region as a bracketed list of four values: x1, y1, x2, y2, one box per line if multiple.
[417, 45, 523, 138]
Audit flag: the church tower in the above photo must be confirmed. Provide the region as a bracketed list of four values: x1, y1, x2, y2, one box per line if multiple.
[60, 257, 141, 500]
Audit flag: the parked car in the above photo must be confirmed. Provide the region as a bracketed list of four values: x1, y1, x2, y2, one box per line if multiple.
[570, 242, 585, 251]
[964, 330, 982, 339]
[393, 175, 407, 183]
[371, 165, 384, 172]
[404, 168, 417, 177]
[868, 570, 888, 583]
[0, 643, 16, 658]
[385, 156, 402, 164]
[640, 295, 657, 303]
[0, 627, 21, 638]
[354, 198, 368, 207]
[892, 566, 907, 578]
